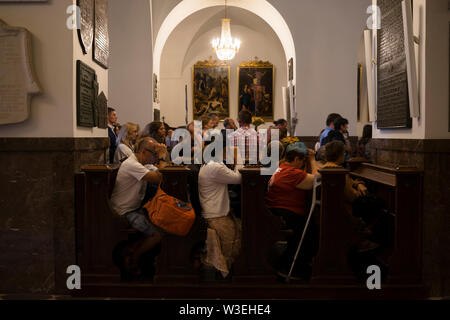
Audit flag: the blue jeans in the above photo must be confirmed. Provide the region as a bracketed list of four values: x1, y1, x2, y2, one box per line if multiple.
[124, 208, 163, 237]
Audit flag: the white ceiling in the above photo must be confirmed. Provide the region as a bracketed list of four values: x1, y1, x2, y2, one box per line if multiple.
[160, 6, 282, 76]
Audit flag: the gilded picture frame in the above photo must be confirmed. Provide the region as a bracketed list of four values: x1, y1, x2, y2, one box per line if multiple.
[192, 58, 230, 120]
[238, 58, 274, 121]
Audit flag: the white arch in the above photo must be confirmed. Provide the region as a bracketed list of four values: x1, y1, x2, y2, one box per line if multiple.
[153, 0, 296, 84]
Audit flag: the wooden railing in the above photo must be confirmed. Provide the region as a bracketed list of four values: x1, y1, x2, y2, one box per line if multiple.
[74, 162, 425, 296]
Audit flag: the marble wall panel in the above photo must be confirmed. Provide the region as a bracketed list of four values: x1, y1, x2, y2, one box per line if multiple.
[0, 138, 108, 294]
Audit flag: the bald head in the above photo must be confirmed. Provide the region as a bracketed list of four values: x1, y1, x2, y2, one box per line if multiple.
[136, 137, 158, 153]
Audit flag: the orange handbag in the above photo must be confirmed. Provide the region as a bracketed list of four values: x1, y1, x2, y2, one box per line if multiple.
[143, 187, 195, 236]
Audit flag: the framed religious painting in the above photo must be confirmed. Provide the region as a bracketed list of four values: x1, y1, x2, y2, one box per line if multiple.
[192, 58, 230, 120]
[238, 58, 274, 121]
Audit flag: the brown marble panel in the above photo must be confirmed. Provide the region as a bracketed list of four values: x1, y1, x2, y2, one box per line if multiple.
[0, 138, 108, 294]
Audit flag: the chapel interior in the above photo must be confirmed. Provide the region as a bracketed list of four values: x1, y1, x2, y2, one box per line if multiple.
[0, 0, 449, 300]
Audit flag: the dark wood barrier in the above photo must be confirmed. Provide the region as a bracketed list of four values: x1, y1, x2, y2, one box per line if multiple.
[153, 166, 206, 283]
[75, 163, 426, 298]
[312, 163, 424, 286]
[311, 167, 356, 284]
[349, 163, 424, 285]
[75, 164, 126, 283]
[233, 168, 283, 282]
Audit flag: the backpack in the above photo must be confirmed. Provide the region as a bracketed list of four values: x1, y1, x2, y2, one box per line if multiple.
[143, 187, 196, 236]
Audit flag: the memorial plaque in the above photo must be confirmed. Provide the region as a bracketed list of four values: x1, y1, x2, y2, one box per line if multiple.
[288, 58, 293, 81]
[97, 91, 107, 129]
[93, 0, 109, 69]
[0, 19, 41, 125]
[77, 0, 94, 54]
[376, 0, 412, 128]
[76, 60, 98, 127]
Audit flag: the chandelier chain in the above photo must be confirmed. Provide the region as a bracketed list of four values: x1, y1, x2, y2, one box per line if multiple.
[225, 0, 227, 19]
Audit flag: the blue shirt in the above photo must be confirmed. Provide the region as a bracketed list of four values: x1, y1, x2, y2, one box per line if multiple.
[319, 127, 332, 146]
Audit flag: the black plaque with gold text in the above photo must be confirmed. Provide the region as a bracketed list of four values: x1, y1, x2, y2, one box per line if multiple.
[77, 0, 94, 54]
[76, 60, 98, 127]
[93, 0, 109, 69]
[377, 0, 412, 128]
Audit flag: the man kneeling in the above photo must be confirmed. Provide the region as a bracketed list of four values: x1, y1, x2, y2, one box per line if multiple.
[110, 137, 168, 275]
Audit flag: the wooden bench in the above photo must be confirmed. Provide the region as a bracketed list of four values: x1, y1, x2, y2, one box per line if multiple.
[74, 163, 426, 298]
[349, 163, 424, 284]
[75, 164, 207, 284]
[153, 166, 207, 283]
[312, 163, 424, 286]
[75, 165, 126, 283]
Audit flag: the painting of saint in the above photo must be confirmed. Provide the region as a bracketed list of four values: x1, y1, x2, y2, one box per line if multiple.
[238, 60, 273, 120]
[193, 59, 230, 120]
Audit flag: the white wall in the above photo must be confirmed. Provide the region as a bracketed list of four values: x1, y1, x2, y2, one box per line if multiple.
[151, 0, 181, 48]
[267, 0, 371, 137]
[108, 0, 153, 130]
[0, 0, 73, 137]
[424, 0, 450, 139]
[0, 0, 110, 138]
[160, 23, 287, 128]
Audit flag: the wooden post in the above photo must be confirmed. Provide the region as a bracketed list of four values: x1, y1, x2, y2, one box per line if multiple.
[311, 167, 356, 284]
[233, 168, 283, 282]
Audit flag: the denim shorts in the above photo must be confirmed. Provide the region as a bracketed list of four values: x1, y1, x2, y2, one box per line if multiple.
[124, 208, 165, 237]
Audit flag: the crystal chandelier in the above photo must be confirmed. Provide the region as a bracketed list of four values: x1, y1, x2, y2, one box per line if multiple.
[211, 1, 240, 61]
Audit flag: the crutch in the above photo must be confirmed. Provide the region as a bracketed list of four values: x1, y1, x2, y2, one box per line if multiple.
[286, 175, 321, 283]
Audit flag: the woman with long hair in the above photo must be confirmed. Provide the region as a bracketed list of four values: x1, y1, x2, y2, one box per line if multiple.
[142, 121, 166, 144]
[114, 122, 140, 163]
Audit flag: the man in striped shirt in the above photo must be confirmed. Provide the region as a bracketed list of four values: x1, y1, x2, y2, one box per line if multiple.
[227, 110, 259, 164]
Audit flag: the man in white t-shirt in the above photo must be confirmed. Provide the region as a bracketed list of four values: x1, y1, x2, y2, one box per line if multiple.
[198, 145, 242, 278]
[110, 137, 168, 274]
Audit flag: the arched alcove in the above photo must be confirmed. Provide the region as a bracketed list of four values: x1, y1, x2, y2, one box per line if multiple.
[159, 6, 287, 127]
[154, 0, 296, 81]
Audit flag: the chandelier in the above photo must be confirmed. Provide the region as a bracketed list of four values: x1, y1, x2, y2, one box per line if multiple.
[211, 1, 240, 61]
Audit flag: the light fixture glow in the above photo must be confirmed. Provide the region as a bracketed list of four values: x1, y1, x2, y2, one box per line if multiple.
[211, 2, 240, 61]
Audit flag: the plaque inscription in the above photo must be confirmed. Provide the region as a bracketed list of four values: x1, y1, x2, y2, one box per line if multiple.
[93, 0, 109, 69]
[76, 60, 98, 127]
[0, 19, 41, 125]
[377, 0, 412, 128]
[77, 0, 94, 54]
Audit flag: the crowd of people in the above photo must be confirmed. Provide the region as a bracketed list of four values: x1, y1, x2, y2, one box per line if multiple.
[106, 107, 377, 282]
